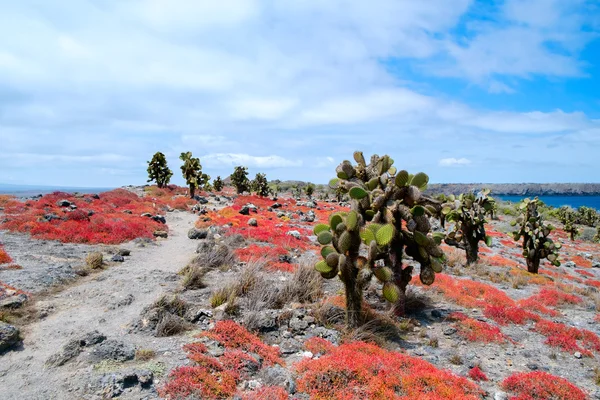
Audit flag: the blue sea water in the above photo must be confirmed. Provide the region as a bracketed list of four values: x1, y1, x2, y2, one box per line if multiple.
[497, 195, 600, 211]
[0, 184, 114, 197]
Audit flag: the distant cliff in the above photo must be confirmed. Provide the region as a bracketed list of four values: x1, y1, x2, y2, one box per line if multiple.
[425, 183, 600, 196]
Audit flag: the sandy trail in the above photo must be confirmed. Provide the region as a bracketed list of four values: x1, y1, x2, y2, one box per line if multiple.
[0, 211, 199, 400]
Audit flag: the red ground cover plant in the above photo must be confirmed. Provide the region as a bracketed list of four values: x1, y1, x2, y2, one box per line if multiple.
[160, 321, 283, 399]
[240, 386, 289, 400]
[534, 319, 600, 356]
[526, 288, 583, 308]
[568, 255, 593, 269]
[0, 189, 168, 244]
[585, 279, 600, 289]
[295, 341, 484, 399]
[430, 274, 514, 309]
[196, 194, 346, 272]
[449, 312, 508, 343]
[0, 245, 13, 264]
[575, 269, 595, 278]
[304, 336, 335, 355]
[483, 305, 540, 326]
[200, 320, 282, 366]
[516, 297, 560, 317]
[468, 366, 488, 382]
[595, 314, 600, 323]
[501, 371, 587, 400]
[481, 254, 521, 268]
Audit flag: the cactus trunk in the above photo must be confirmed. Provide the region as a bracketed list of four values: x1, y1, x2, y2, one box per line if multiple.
[526, 254, 540, 274]
[189, 185, 195, 199]
[340, 252, 362, 328]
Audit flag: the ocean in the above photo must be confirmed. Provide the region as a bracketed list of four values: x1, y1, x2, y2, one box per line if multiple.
[497, 195, 600, 210]
[0, 184, 114, 197]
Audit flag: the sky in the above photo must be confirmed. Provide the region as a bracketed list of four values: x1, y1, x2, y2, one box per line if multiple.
[0, 0, 599, 187]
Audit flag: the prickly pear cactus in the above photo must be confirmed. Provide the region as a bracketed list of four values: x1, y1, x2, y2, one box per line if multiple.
[213, 176, 224, 192]
[556, 207, 579, 241]
[251, 173, 270, 197]
[511, 197, 561, 274]
[441, 189, 495, 264]
[314, 152, 444, 327]
[594, 226, 600, 243]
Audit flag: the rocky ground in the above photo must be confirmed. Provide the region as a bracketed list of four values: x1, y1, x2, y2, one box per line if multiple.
[1, 190, 599, 399]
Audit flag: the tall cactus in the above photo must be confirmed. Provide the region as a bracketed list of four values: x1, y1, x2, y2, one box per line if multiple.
[314, 152, 444, 327]
[230, 166, 250, 194]
[213, 176, 224, 192]
[441, 190, 495, 265]
[251, 173, 270, 197]
[511, 197, 561, 274]
[180, 152, 208, 199]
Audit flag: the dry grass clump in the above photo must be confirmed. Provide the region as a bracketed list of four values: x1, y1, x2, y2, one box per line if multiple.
[276, 262, 324, 306]
[152, 295, 189, 317]
[156, 313, 190, 337]
[135, 349, 156, 361]
[180, 265, 207, 290]
[191, 241, 236, 271]
[210, 287, 233, 308]
[342, 310, 406, 346]
[449, 353, 463, 365]
[85, 252, 104, 269]
[444, 247, 467, 272]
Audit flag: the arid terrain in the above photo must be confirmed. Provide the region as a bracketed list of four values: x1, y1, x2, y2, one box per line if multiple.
[1, 185, 599, 400]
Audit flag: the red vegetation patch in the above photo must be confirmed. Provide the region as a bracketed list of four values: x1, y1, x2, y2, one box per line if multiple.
[0, 189, 168, 244]
[241, 386, 289, 400]
[449, 312, 508, 343]
[159, 366, 237, 399]
[483, 305, 540, 325]
[575, 269, 594, 278]
[304, 336, 335, 355]
[526, 288, 583, 308]
[0, 245, 13, 264]
[569, 255, 592, 269]
[501, 371, 587, 400]
[534, 319, 600, 356]
[481, 254, 521, 268]
[295, 341, 483, 399]
[516, 298, 560, 317]
[430, 274, 514, 309]
[201, 320, 282, 366]
[161, 321, 282, 399]
[468, 366, 488, 382]
[585, 279, 600, 289]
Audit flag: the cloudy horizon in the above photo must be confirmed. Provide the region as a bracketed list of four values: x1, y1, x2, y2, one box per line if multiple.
[1, 0, 599, 187]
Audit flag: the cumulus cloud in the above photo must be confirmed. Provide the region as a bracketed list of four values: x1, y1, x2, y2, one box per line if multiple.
[0, 0, 598, 186]
[439, 158, 472, 167]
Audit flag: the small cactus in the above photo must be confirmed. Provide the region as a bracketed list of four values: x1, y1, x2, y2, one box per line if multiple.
[511, 197, 561, 274]
[230, 166, 250, 194]
[251, 173, 270, 197]
[213, 176, 224, 192]
[555, 207, 579, 241]
[441, 190, 495, 264]
[147, 152, 173, 188]
[180, 152, 209, 199]
[314, 152, 444, 327]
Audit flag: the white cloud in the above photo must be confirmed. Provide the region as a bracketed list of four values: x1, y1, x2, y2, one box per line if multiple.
[202, 153, 302, 168]
[439, 158, 472, 167]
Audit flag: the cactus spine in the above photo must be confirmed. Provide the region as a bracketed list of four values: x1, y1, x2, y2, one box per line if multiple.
[314, 152, 444, 327]
[511, 197, 561, 274]
[441, 190, 495, 264]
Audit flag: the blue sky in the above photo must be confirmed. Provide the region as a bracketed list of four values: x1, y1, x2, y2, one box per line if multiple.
[0, 0, 599, 187]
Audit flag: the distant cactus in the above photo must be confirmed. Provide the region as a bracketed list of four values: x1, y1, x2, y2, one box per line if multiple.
[147, 152, 173, 188]
[251, 173, 270, 197]
[576, 206, 599, 227]
[213, 176, 224, 192]
[511, 197, 561, 274]
[314, 152, 444, 327]
[556, 207, 579, 241]
[230, 166, 250, 194]
[441, 190, 495, 265]
[179, 152, 210, 199]
[305, 183, 315, 199]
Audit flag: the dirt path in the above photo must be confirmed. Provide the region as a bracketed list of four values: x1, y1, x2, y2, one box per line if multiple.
[0, 211, 199, 400]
